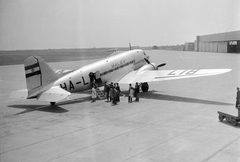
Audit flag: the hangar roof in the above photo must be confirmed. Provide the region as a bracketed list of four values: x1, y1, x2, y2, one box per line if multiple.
[198, 30, 240, 42]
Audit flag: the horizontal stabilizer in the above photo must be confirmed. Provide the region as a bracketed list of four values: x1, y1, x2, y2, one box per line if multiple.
[37, 86, 71, 102]
[10, 89, 28, 99]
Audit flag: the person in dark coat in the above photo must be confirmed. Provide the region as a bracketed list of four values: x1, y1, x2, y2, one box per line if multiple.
[134, 82, 140, 102]
[110, 85, 117, 106]
[116, 83, 121, 102]
[104, 82, 110, 102]
[236, 87, 240, 108]
[89, 72, 96, 88]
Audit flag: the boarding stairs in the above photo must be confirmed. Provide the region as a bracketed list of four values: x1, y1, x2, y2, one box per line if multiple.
[93, 83, 105, 100]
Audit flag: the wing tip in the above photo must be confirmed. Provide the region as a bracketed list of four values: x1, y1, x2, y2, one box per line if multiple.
[216, 69, 232, 74]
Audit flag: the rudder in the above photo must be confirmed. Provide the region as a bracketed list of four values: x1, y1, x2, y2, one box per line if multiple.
[24, 56, 58, 97]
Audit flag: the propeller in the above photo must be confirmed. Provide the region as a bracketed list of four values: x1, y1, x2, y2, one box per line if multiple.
[157, 63, 166, 68]
[144, 58, 151, 64]
[144, 58, 166, 70]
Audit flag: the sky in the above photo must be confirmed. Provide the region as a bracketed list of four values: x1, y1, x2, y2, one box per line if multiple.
[0, 0, 239, 50]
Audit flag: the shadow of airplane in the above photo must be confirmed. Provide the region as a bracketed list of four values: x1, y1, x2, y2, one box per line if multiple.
[121, 90, 233, 106]
[8, 96, 92, 115]
[8, 104, 68, 115]
[9, 90, 233, 115]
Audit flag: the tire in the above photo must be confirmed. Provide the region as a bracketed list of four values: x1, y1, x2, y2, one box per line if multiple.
[50, 102, 56, 105]
[218, 115, 224, 122]
[226, 116, 231, 122]
[237, 104, 240, 109]
[231, 118, 237, 126]
[141, 82, 149, 92]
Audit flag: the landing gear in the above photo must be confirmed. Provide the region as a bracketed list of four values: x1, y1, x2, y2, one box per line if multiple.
[50, 102, 56, 105]
[141, 82, 149, 92]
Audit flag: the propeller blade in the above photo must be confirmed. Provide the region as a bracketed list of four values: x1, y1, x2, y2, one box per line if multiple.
[144, 58, 151, 64]
[157, 63, 166, 68]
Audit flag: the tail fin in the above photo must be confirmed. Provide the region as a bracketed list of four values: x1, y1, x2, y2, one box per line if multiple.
[24, 56, 58, 98]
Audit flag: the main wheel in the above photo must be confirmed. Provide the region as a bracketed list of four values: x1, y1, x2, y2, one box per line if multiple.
[231, 118, 237, 126]
[218, 115, 224, 122]
[50, 102, 56, 105]
[141, 82, 149, 92]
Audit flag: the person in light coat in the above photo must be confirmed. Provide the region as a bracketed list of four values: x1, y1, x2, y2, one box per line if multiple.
[128, 84, 134, 103]
[91, 86, 97, 102]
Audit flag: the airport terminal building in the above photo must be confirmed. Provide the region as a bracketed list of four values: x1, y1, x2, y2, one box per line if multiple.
[195, 30, 240, 53]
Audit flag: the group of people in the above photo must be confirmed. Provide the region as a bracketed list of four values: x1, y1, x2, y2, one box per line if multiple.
[128, 82, 140, 103]
[103, 82, 121, 106]
[91, 81, 141, 106]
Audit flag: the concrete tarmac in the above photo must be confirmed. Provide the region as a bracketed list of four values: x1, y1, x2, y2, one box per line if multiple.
[0, 50, 240, 162]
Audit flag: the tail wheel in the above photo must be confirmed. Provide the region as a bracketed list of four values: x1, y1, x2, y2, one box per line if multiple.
[141, 82, 149, 92]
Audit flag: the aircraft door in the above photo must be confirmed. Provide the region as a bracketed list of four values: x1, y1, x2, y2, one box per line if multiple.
[95, 71, 102, 85]
[89, 71, 102, 87]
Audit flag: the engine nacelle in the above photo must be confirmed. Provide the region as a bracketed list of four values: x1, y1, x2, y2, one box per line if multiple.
[136, 63, 157, 73]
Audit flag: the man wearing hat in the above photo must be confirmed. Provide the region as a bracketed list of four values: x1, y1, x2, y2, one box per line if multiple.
[236, 87, 240, 108]
[134, 82, 140, 102]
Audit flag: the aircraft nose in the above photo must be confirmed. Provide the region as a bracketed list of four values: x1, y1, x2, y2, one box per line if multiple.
[143, 51, 149, 60]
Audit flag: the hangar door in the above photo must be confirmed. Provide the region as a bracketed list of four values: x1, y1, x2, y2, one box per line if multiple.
[228, 41, 240, 53]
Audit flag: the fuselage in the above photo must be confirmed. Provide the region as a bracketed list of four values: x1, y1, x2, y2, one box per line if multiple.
[53, 49, 148, 93]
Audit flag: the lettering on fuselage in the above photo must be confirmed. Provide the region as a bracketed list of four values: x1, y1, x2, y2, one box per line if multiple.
[82, 76, 88, 85]
[100, 60, 135, 76]
[111, 60, 126, 68]
[168, 69, 199, 75]
[60, 82, 67, 90]
[59, 76, 88, 91]
[69, 80, 75, 90]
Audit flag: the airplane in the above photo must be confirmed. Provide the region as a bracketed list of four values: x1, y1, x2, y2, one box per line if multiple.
[10, 49, 231, 105]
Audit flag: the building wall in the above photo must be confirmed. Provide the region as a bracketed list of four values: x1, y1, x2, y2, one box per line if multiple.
[195, 30, 240, 53]
[218, 42, 228, 53]
[213, 42, 218, 52]
[183, 42, 194, 51]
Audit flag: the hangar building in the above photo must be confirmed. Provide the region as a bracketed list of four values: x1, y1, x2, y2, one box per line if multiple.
[195, 30, 240, 53]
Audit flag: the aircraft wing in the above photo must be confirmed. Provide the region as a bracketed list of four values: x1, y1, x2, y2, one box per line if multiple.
[118, 69, 231, 84]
